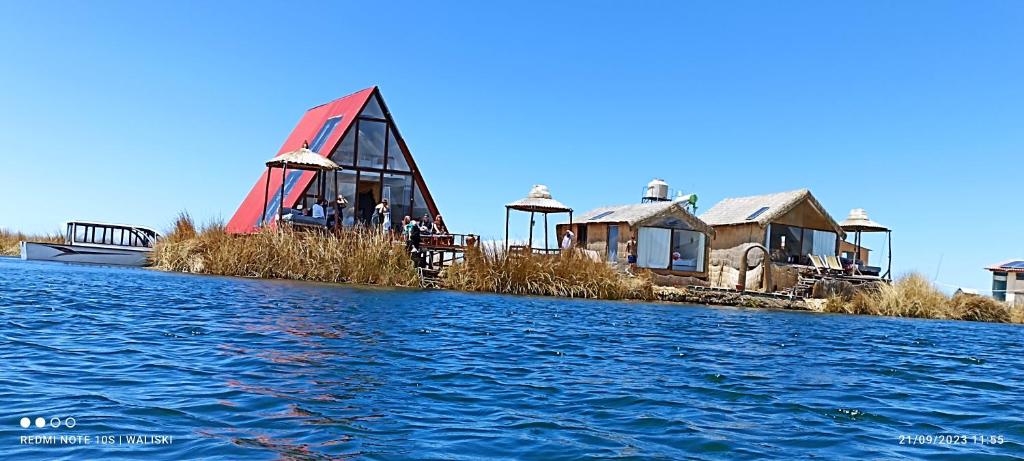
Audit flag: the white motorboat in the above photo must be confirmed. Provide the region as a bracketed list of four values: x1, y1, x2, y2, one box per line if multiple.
[20, 221, 160, 267]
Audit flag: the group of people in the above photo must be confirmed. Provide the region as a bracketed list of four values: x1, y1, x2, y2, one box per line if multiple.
[402, 213, 448, 245]
[299, 194, 449, 240]
[401, 213, 448, 237]
[289, 195, 347, 228]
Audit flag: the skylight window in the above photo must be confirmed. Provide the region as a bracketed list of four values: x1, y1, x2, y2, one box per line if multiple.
[746, 206, 770, 220]
[589, 211, 615, 221]
[308, 117, 342, 153]
[1002, 261, 1024, 269]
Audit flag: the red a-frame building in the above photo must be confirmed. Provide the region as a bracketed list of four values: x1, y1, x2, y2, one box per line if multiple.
[226, 86, 441, 233]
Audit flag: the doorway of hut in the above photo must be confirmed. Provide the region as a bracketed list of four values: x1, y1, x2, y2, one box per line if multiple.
[607, 225, 620, 262]
[356, 180, 381, 224]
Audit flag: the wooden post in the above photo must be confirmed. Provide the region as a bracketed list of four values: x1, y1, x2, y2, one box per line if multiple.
[504, 207, 510, 251]
[854, 230, 862, 275]
[544, 213, 549, 252]
[261, 166, 271, 227]
[568, 211, 573, 251]
[886, 230, 893, 282]
[528, 211, 535, 249]
[353, 170, 361, 226]
[334, 169, 340, 231]
[279, 163, 287, 223]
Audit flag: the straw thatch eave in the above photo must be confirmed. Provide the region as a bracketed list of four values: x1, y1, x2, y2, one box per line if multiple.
[505, 185, 572, 213]
[571, 201, 715, 237]
[633, 203, 715, 237]
[266, 148, 341, 171]
[701, 189, 845, 239]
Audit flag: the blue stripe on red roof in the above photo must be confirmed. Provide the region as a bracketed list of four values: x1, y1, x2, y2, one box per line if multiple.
[226, 87, 376, 233]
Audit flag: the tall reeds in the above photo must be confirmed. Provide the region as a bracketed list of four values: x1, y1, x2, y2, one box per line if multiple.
[442, 243, 654, 300]
[151, 214, 419, 287]
[147, 214, 1022, 324]
[0, 228, 63, 257]
[153, 213, 652, 300]
[824, 273, 1022, 324]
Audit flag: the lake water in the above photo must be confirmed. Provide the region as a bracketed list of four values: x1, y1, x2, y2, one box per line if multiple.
[1, 258, 1022, 460]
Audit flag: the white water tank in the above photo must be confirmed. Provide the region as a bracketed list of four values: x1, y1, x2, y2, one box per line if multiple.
[644, 179, 670, 202]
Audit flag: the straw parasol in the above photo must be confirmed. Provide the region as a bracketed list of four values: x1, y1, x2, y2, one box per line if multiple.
[261, 143, 343, 227]
[839, 208, 889, 232]
[505, 185, 573, 252]
[839, 208, 892, 280]
[265, 147, 341, 170]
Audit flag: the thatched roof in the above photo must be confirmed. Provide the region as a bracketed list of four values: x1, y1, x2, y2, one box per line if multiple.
[700, 189, 843, 235]
[506, 185, 572, 213]
[266, 147, 341, 170]
[839, 208, 889, 232]
[574, 201, 714, 236]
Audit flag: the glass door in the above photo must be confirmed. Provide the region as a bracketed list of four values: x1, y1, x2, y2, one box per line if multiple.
[607, 225, 619, 262]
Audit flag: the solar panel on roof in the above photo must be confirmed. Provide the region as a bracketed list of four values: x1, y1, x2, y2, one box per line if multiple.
[1002, 261, 1024, 269]
[746, 206, 770, 220]
[589, 211, 615, 221]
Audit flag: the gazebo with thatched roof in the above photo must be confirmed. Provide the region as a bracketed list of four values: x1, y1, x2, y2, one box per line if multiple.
[839, 208, 891, 280]
[261, 143, 342, 226]
[505, 185, 573, 253]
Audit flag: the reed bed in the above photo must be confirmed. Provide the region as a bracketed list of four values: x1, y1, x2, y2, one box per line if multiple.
[151, 213, 419, 287]
[0, 228, 62, 256]
[824, 273, 1022, 324]
[442, 243, 654, 300]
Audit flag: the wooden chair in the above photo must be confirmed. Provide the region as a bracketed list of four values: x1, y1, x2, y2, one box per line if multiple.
[507, 245, 528, 258]
[825, 255, 846, 274]
[808, 255, 829, 275]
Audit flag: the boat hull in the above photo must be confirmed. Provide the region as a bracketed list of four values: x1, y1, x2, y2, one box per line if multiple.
[20, 242, 151, 267]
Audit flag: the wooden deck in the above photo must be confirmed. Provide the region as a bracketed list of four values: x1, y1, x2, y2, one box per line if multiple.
[417, 233, 477, 272]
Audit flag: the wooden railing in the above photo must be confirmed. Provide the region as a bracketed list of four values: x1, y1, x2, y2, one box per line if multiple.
[507, 245, 562, 256]
[419, 233, 478, 250]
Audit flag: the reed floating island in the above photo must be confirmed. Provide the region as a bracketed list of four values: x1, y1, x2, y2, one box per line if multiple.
[14, 85, 1022, 325]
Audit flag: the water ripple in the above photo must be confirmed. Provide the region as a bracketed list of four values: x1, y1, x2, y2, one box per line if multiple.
[1, 258, 1022, 459]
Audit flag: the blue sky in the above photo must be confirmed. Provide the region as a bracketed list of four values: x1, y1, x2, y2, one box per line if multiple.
[1, 1, 1020, 292]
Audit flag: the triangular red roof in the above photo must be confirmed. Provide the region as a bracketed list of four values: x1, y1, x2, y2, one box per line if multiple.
[226, 87, 375, 233]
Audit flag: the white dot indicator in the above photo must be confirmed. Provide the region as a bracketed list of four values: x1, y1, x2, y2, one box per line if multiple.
[49, 417, 60, 428]
[65, 417, 76, 428]
[20, 417, 30, 428]
[34, 417, 45, 428]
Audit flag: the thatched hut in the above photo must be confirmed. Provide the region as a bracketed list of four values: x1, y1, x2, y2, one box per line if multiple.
[701, 189, 844, 261]
[556, 200, 714, 278]
[699, 189, 845, 290]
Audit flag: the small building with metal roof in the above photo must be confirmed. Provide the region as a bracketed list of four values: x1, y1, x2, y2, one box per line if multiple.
[986, 259, 1024, 305]
[556, 199, 714, 278]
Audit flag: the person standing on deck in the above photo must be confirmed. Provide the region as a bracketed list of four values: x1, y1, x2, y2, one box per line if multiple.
[561, 230, 574, 250]
[626, 235, 638, 269]
[332, 194, 348, 230]
[401, 216, 412, 239]
[373, 199, 391, 232]
[407, 217, 424, 267]
[407, 218, 422, 250]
